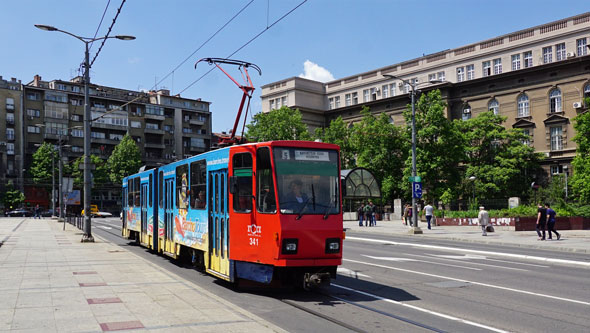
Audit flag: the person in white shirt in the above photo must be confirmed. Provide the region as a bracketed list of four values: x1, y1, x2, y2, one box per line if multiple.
[478, 206, 490, 236]
[424, 203, 434, 230]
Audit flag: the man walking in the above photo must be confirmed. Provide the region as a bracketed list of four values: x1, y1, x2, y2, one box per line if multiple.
[424, 203, 434, 230]
[545, 203, 561, 240]
[478, 206, 489, 236]
[357, 203, 364, 227]
[536, 203, 547, 240]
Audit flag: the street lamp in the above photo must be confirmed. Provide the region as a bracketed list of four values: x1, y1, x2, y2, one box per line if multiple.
[469, 175, 476, 205]
[563, 165, 568, 199]
[383, 74, 442, 234]
[35, 24, 135, 242]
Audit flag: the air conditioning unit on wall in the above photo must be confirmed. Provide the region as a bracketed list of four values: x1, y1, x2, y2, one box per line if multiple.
[573, 102, 582, 109]
[567, 52, 576, 58]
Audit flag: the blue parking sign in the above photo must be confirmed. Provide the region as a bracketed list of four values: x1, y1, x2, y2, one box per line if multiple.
[412, 182, 422, 199]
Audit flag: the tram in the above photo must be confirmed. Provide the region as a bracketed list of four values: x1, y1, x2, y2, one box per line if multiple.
[122, 140, 343, 288]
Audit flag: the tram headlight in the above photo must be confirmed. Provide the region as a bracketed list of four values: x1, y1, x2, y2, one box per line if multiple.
[282, 238, 298, 254]
[325, 238, 340, 254]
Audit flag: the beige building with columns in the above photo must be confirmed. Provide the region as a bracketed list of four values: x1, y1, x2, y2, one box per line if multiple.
[261, 12, 590, 176]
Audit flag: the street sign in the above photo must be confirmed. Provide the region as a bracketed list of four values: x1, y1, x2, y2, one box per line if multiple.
[408, 176, 422, 182]
[412, 182, 422, 199]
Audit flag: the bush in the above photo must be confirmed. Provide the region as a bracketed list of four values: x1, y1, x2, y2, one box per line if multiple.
[439, 204, 590, 218]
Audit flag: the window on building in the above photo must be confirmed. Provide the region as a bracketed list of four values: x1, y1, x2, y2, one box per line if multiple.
[164, 125, 173, 133]
[130, 121, 141, 128]
[437, 71, 445, 81]
[281, 96, 287, 106]
[6, 128, 15, 141]
[7, 143, 14, 155]
[493, 58, 502, 75]
[190, 138, 205, 148]
[71, 129, 83, 137]
[27, 126, 41, 134]
[26, 92, 40, 100]
[511, 54, 521, 71]
[543, 46, 553, 64]
[345, 93, 351, 106]
[183, 127, 192, 134]
[5, 98, 15, 110]
[70, 114, 81, 122]
[466, 64, 475, 80]
[555, 43, 566, 61]
[550, 126, 563, 151]
[72, 146, 83, 153]
[72, 86, 80, 93]
[549, 88, 562, 113]
[382, 85, 389, 98]
[517, 94, 530, 117]
[363, 89, 370, 102]
[334, 96, 340, 108]
[521, 128, 531, 146]
[428, 73, 436, 82]
[6, 113, 14, 124]
[523, 51, 533, 68]
[577, 38, 588, 56]
[482, 61, 491, 77]
[462, 105, 471, 121]
[110, 134, 123, 141]
[26, 109, 40, 117]
[584, 83, 590, 101]
[456, 67, 465, 82]
[145, 122, 159, 130]
[389, 84, 395, 97]
[269, 99, 275, 110]
[91, 132, 106, 139]
[352, 92, 358, 105]
[488, 99, 499, 115]
[328, 97, 334, 110]
[370, 88, 377, 101]
[550, 165, 567, 175]
[56, 83, 67, 91]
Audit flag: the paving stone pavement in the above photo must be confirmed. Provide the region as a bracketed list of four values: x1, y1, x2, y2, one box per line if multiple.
[0, 217, 286, 332]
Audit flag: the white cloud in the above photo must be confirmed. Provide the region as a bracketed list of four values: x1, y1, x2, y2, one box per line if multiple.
[298, 60, 334, 83]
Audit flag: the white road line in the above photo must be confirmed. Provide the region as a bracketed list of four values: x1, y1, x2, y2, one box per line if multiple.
[331, 283, 509, 333]
[344, 258, 590, 306]
[484, 258, 549, 268]
[337, 267, 372, 278]
[345, 236, 590, 268]
[363, 255, 482, 271]
[420, 253, 529, 272]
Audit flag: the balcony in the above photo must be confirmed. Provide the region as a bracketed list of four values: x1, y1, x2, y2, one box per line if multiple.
[92, 122, 127, 130]
[91, 137, 118, 145]
[44, 133, 69, 141]
[145, 113, 165, 121]
[144, 142, 166, 149]
[144, 128, 165, 135]
[189, 145, 207, 153]
[189, 118, 204, 126]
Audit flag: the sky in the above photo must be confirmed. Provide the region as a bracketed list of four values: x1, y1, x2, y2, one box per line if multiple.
[1, 0, 588, 133]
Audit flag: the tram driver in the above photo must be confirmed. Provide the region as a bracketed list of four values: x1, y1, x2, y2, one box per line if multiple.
[281, 179, 309, 212]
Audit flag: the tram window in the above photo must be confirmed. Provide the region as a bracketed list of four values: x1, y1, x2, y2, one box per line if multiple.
[158, 171, 163, 208]
[127, 179, 133, 206]
[232, 153, 252, 213]
[190, 160, 206, 209]
[256, 147, 276, 213]
[149, 174, 153, 207]
[176, 164, 189, 209]
[220, 174, 225, 213]
[134, 177, 140, 206]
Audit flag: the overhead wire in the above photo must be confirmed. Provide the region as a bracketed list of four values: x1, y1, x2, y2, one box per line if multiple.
[89, 0, 112, 53]
[89, 0, 127, 68]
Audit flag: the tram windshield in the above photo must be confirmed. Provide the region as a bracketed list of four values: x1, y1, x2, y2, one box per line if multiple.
[273, 147, 340, 216]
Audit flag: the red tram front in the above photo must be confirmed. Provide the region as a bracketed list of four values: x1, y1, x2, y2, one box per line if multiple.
[228, 141, 343, 288]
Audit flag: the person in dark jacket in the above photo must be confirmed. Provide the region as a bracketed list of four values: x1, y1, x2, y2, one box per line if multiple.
[357, 203, 365, 226]
[545, 203, 560, 240]
[536, 203, 547, 240]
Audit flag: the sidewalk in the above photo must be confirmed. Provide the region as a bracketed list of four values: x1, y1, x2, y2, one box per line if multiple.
[0, 217, 285, 332]
[344, 219, 590, 254]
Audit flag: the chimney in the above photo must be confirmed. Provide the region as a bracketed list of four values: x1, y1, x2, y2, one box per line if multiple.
[33, 75, 42, 87]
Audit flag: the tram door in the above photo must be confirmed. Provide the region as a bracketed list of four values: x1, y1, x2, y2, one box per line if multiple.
[164, 179, 174, 241]
[208, 169, 229, 277]
[141, 184, 148, 234]
[122, 188, 127, 230]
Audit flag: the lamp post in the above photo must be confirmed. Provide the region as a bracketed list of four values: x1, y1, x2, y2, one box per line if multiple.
[563, 165, 568, 200]
[383, 74, 442, 234]
[469, 175, 476, 206]
[35, 24, 134, 242]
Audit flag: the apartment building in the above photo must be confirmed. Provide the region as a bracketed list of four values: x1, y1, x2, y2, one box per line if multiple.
[1, 74, 212, 211]
[261, 12, 590, 176]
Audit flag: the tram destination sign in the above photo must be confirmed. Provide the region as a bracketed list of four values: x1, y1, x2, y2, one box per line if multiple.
[294, 150, 330, 161]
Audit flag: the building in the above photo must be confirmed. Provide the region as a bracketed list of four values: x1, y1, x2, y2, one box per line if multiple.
[1, 74, 212, 212]
[261, 12, 590, 177]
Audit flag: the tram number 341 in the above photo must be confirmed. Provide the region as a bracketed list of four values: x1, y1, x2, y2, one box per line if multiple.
[249, 238, 259, 246]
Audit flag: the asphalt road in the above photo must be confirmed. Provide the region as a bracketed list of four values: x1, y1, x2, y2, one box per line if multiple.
[91, 218, 590, 332]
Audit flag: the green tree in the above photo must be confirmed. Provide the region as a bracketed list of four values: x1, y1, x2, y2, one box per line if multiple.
[402, 90, 464, 204]
[72, 155, 110, 188]
[457, 111, 543, 200]
[314, 116, 355, 169]
[2, 181, 25, 210]
[351, 107, 407, 202]
[570, 110, 590, 202]
[245, 106, 312, 141]
[107, 134, 142, 185]
[29, 142, 58, 188]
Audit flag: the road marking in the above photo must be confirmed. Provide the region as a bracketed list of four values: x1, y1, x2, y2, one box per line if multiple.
[98, 226, 113, 230]
[344, 258, 590, 306]
[363, 255, 482, 271]
[484, 258, 549, 268]
[332, 283, 509, 333]
[421, 254, 529, 272]
[337, 267, 372, 278]
[345, 236, 590, 268]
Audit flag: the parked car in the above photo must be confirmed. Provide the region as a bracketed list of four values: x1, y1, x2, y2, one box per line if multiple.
[6, 208, 32, 217]
[95, 211, 113, 218]
[41, 209, 55, 217]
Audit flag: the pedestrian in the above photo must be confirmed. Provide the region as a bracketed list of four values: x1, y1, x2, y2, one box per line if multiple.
[478, 206, 489, 236]
[357, 203, 364, 227]
[34, 204, 41, 219]
[536, 203, 547, 241]
[402, 204, 409, 225]
[368, 201, 376, 226]
[424, 203, 434, 230]
[407, 205, 413, 227]
[545, 203, 561, 240]
[364, 202, 372, 227]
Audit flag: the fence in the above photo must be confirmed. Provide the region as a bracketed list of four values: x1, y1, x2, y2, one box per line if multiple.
[66, 215, 84, 230]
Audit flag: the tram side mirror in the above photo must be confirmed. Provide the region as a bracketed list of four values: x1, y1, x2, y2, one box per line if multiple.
[229, 176, 237, 194]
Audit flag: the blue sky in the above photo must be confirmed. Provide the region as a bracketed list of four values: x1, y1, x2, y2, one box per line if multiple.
[1, 0, 588, 132]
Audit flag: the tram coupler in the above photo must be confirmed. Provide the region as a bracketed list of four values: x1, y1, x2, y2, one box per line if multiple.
[303, 272, 331, 290]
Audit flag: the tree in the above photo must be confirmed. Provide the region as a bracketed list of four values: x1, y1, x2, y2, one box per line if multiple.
[457, 110, 543, 200]
[72, 155, 110, 188]
[314, 116, 356, 169]
[245, 106, 312, 142]
[570, 110, 590, 202]
[402, 90, 464, 204]
[107, 134, 142, 186]
[29, 142, 58, 188]
[351, 107, 407, 202]
[2, 181, 25, 210]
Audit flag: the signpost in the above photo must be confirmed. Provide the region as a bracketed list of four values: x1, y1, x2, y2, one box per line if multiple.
[412, 182, 422, 199]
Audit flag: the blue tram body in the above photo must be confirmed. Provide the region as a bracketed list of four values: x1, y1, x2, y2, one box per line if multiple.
[122, 141, 343, 288]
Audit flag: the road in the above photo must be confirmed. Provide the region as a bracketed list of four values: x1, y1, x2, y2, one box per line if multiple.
[92, 218, 590, 332]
